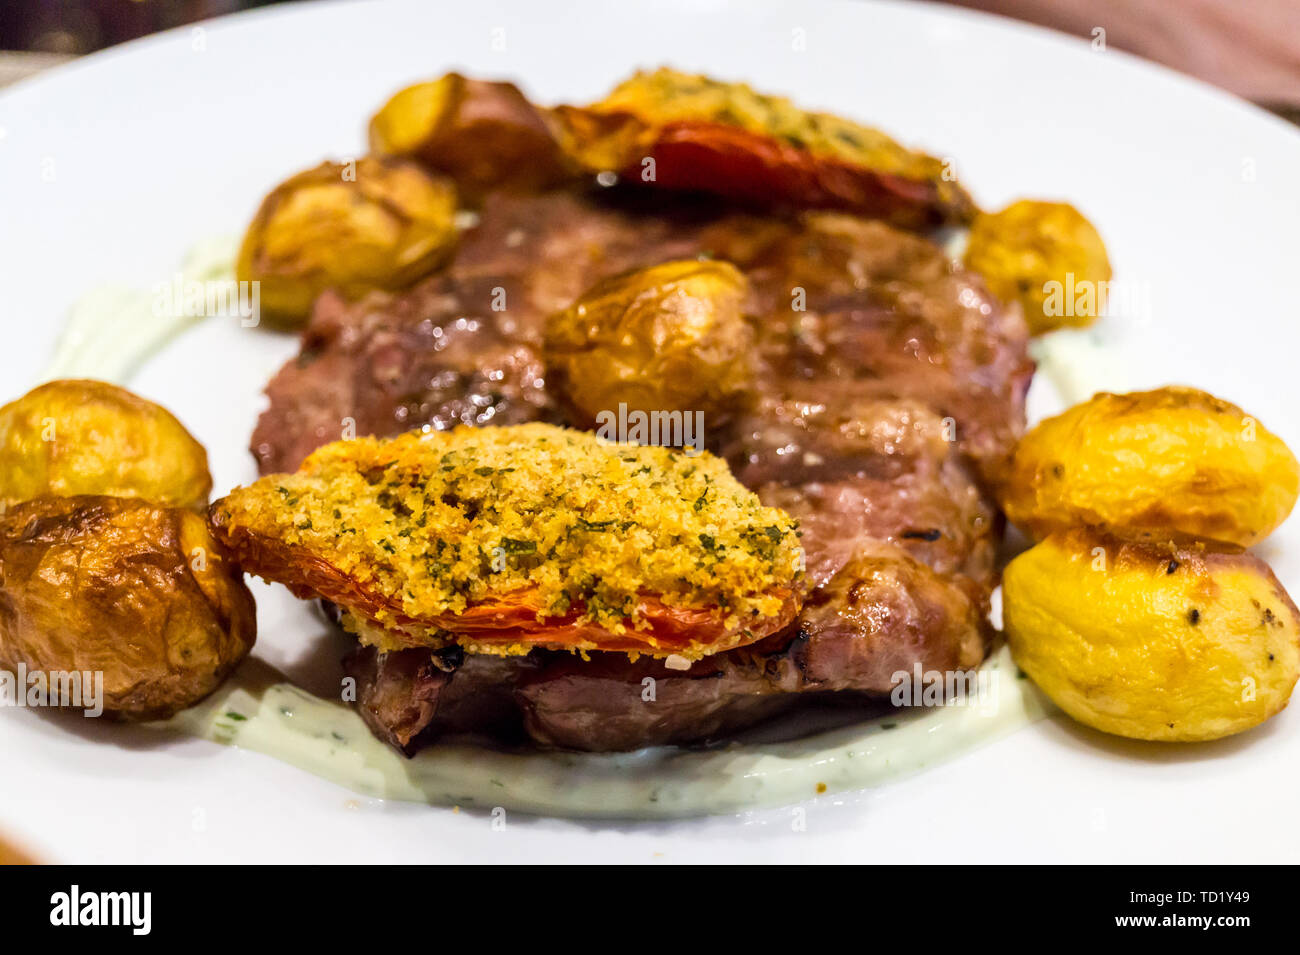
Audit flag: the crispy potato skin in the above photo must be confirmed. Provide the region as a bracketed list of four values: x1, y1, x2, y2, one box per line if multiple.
[236, 156, 458, 328]
[0, 379, 211, 512]
[369, 73, 573, 199]
[1002, 387, 1300, 546]
[1005, 528, 1300, 741]
[544, 259, 756, 431]
[552, 69, 975, 227]
[0, 496, 256, 719]
[963, 200, 1112, 334]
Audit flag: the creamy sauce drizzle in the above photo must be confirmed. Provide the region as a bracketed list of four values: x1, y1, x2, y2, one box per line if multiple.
[165, 647, 1045, 819]
[1029, 325, 1133, 406]
[59, 238, 1087, 818]
[42, 237, 236, 383]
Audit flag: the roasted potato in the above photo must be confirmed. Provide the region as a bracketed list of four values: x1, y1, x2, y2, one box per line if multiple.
[1004, 528, 1300, 741]
[544, 259, 756, 434]
[1002, 387, 1300, 547]
[0, 379, 211, 512]
[963, 199, 1112, 334]
[0, 496, 256, 719]
[369, 73, 573, 199]
[552, 68, 975, 228]
[211, 423, 803, 661]
[236, 156, 459, 328]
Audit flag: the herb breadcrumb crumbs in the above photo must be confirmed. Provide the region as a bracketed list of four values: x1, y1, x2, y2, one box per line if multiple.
[584, 68, 968, 205]
[213, 424, 804, 657]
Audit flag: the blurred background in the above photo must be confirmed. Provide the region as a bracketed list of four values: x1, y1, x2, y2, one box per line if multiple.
[1, 0, 243, 54]
[0, 0, 1297, 119]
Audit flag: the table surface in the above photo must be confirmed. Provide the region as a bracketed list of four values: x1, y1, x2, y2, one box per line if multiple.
[0, 51, 76, 88]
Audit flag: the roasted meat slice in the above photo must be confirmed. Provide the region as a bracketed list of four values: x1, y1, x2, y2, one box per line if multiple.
[343, 642, 455, 752]
[251, 281, 555, 476]
[761, 476, 995, 592]
[724, 395, 998, 587]
[711, 212, 1033, 487]
[345, 645, 537, 752]
[785, 540, 989, 692]
[514, 651, 796, 751]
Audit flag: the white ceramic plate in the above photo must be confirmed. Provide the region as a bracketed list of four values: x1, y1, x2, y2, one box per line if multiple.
[2, 0, 1299, 863]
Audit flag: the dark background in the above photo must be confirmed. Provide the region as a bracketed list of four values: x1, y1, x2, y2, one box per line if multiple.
[0, 1, 259, 54]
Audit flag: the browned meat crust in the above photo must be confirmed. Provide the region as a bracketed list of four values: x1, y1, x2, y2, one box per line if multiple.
[345, 644, 539, 751]
[726, 397, 999, 589]
[515, 651, 795, 751]
[709, 212, 1033, 488]
[343, 642, 453, 752]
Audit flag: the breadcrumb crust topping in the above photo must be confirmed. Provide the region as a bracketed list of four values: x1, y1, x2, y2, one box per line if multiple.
[594, 67, 949, 182]
[215, 423, 803, 635]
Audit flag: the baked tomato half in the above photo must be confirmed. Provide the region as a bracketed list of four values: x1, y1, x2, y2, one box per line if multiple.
[553, 68, 976, 228]
[211, 423, 805, 660]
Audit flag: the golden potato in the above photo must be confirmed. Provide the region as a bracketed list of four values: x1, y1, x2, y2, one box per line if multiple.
[0, 379, 211, 512]
[964, 199, 1111, 334]
[1002, 387, 1299, 546]
[0, 496, 256, 719]
[236, 156, 458, 328]
[544, 259, 756, 435]
[369, 73, 572, 199]
[1004, 528, 1300, 741]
